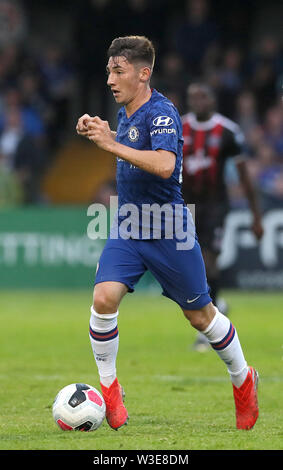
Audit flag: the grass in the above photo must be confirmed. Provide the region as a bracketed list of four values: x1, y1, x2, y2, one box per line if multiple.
[0, 289, 282, 450]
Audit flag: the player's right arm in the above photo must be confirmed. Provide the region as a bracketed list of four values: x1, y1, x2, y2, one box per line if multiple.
[85, 116, 176, 179]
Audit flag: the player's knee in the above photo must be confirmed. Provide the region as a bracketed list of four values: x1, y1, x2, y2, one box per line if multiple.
[186, 311, 208, 331]
[183, 302, 215, 331]
[93, 286, 118, 314]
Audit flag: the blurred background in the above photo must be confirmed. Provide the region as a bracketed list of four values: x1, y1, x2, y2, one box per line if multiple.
[0, 0, 282, 290]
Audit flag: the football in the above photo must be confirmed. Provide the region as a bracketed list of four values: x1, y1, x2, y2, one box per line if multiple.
[52, 383, 106, 431]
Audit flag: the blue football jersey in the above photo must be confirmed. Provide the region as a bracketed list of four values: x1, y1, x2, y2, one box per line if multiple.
[113, 89, 191, 239]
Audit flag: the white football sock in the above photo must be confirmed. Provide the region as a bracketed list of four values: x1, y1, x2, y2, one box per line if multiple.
[202, 307, 248, 388]
[89, 306, 119, 388]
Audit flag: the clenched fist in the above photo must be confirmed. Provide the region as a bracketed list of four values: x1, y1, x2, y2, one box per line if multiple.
[76, 114, 115, 152]
[76, 114, 92, 137]
[85, 116, 113, 150]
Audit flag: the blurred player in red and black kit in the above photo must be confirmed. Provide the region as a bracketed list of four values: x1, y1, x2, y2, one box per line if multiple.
[181, 83, 264, 351]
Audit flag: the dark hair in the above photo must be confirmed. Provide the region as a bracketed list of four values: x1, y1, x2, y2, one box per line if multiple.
[107, 35, 155, 70]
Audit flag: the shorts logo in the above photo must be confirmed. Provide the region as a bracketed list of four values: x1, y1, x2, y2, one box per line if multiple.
[153, 116, 174, 127]
[186, 294, 201, 303]
[128, 126, 139, 142]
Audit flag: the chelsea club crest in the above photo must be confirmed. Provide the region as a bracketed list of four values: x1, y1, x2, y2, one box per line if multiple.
[128, 126, 139, 142]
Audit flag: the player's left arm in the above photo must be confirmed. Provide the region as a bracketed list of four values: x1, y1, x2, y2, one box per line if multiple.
[224, 123, 264, 240]
[85, 116, 176, 179]
[236, 157, 264, 240]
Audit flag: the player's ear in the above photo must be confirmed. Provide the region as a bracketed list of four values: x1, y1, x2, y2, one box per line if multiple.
[139, 66, 151, 83]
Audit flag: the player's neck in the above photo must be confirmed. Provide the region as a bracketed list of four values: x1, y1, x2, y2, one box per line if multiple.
[125, 86, 152, 118]
[195, 112, 213, 122]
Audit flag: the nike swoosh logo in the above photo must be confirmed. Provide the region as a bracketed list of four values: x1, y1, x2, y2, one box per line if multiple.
[186, 294, 201, 303]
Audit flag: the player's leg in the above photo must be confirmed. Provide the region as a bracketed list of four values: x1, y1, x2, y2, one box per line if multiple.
[183, 302, 259, 430]
[90, 281, 128, 388]
[183, 302, 249, 387]
[90, 280, 129, 430]
[193, 203, 228, 351]
[141, 236, 258, 429]
[89, 237, 146, 429]
[192, 247, 223, 351]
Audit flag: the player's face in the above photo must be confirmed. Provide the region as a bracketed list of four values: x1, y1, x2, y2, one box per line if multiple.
[187, 85, 213, 119]
[107, 56, 145, 106]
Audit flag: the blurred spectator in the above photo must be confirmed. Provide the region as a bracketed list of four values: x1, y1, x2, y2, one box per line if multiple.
[74, 0, 113, 117]
[235, 90, 259, 137]
[0, 0, 26, 47]
[0, 106, 25, 170]
[256, 35, 283, 76]
[263, 105, 283, 156]
[247, 35, 282, 118]
[18, 71, 51, 133]
[113, 0, 157, 38]
[216, 46, 243, 118]
[152, 50, 190, 114]
[214, 0, 253, 48]
[0, 44, 23, 95]
[0, 152, 23, 206]
[112, 0, 168, 53]
[244, 124, 265, 156]
[247, 143, 283, 210]
[0, 87, 45, 138]
[200, 42, 221, 76]
[173, 0, 221, 76]
[229, 101, 283, 209]
[0, 105, 42, 203]
[38, 42, 75, 148]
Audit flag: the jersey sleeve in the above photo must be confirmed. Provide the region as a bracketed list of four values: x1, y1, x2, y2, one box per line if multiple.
[223, 124, 246, 162]
[148, 105, 179, 155]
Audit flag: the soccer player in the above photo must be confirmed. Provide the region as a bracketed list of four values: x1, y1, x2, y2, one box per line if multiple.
[182, 83, 263, 350]
[76, 36, 259, 431]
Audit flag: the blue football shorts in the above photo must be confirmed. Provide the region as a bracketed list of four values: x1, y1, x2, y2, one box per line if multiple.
[94, 235, 211, 310]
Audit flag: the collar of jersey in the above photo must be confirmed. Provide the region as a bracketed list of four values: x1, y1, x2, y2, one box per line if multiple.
[123, 88, 156, 121]
[184, 112, 221, 131]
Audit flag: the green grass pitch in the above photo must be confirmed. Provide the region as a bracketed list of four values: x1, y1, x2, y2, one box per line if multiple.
[0, 289, 282, 450]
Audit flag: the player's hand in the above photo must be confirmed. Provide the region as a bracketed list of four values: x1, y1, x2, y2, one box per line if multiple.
[76, 114, 93, 137]
[86, 116, 113, 151]
[252, 216, 264, 241]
